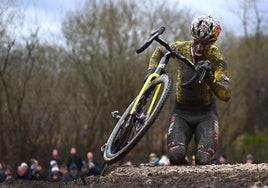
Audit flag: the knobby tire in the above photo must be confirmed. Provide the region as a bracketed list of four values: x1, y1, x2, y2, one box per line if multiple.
[103, 74, 172, 165]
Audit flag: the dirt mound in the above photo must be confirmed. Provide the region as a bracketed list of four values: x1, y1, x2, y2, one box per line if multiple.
[1, 163, 268, 188]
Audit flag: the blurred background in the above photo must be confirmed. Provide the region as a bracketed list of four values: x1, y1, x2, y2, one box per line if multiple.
[0, 0, 267, 168]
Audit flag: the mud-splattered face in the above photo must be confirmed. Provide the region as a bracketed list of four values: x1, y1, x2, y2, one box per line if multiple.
[192, 39, 213, 58]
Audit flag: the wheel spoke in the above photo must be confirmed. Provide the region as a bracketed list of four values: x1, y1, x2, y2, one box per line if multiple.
[111, 115, 135, 153]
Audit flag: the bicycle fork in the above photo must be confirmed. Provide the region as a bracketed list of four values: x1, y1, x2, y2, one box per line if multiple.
[130, 73, 161, 121]
[110, 73, 162, 124]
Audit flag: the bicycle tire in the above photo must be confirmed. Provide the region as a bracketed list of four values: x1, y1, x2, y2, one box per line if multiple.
[103, 74, 172, 165]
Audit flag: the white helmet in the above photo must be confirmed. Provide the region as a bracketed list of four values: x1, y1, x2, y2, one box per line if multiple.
[191, 15, 222, 42]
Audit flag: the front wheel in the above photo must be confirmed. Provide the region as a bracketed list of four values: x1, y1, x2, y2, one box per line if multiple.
[103, 74, 172, 165]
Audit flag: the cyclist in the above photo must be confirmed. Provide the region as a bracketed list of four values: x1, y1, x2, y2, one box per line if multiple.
[147, 15, 231, 165]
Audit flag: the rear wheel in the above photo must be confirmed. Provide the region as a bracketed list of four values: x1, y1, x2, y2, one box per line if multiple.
[103, 74, 172, 165]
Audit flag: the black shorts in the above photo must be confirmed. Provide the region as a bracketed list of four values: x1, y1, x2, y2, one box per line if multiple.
[167, 102, 219, 154]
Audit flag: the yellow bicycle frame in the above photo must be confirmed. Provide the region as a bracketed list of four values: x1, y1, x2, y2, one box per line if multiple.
[130, 73, 162, 116]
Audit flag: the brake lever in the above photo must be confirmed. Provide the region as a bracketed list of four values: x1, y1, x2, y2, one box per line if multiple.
[198, 69, 207, 84]
[197, 60, 211, 84]
[150, 26, 165, 37]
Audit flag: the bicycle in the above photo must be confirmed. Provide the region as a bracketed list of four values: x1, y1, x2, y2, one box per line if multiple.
[101, 26, 208, 167]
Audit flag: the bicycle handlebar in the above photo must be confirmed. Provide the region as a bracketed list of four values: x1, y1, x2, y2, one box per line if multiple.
[136, 26, 165, 53]
[136, 26, 205, 87]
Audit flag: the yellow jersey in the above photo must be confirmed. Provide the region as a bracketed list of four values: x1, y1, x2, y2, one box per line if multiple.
[148, 41, 231, 107]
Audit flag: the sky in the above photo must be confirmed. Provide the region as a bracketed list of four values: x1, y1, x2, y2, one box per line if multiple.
[3, 0, 267, 43]
[4, 0, 86, 42]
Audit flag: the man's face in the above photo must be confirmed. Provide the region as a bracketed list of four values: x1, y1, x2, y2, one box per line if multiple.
[192, 39, 213, 58]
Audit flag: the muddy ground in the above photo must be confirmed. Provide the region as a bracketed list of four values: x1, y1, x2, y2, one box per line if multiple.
[1, 163, 268, 188]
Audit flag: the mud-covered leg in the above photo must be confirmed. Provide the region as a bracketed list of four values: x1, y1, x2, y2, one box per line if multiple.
[167, 114, 193, 165]
[195, 112, 219, 165]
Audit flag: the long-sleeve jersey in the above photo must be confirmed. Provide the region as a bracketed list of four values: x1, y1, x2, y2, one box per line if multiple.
[148, 41, 231, 108]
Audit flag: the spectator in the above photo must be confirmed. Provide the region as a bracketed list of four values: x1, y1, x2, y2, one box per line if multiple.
[246, 154, 254, 164]
[0, 162, 4, 174]
[49, 148, 62, 168]
[211, 157, 219, 165]
[59, 164, 68, 179]
[63, 163, 79, 182]
[30, 158, 44, 180]
[218, 154, 229, 165]
[0, 164, 12, 182]
[47, 165, 62, 182]
[15, 162, 31, 180]
[0, 162, 4, 182]
[159, 155, 170, 166]
[50, 160, 58, 169]
[81, 152, 101, 176]
[67, 147, 83, 172]
[149, 153, 160, 166]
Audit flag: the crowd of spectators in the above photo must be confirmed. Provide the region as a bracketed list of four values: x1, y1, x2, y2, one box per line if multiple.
[1, 149, 257, 183]
[210, 153, 255, 165]
[0, 147, 101, 183]
[146, 152, 256, 166]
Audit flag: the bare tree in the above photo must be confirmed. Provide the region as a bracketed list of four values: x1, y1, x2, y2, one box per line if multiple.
[218, 0, 268, 162]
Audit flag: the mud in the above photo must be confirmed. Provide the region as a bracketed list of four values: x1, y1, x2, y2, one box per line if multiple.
[1, 163, 268, 188]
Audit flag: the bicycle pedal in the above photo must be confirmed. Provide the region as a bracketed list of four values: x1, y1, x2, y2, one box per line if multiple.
[111, 110, 121, 119]
[101, 144, 106, 152]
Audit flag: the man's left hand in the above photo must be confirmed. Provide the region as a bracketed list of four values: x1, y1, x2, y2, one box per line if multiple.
[195, 60, 214, 83]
